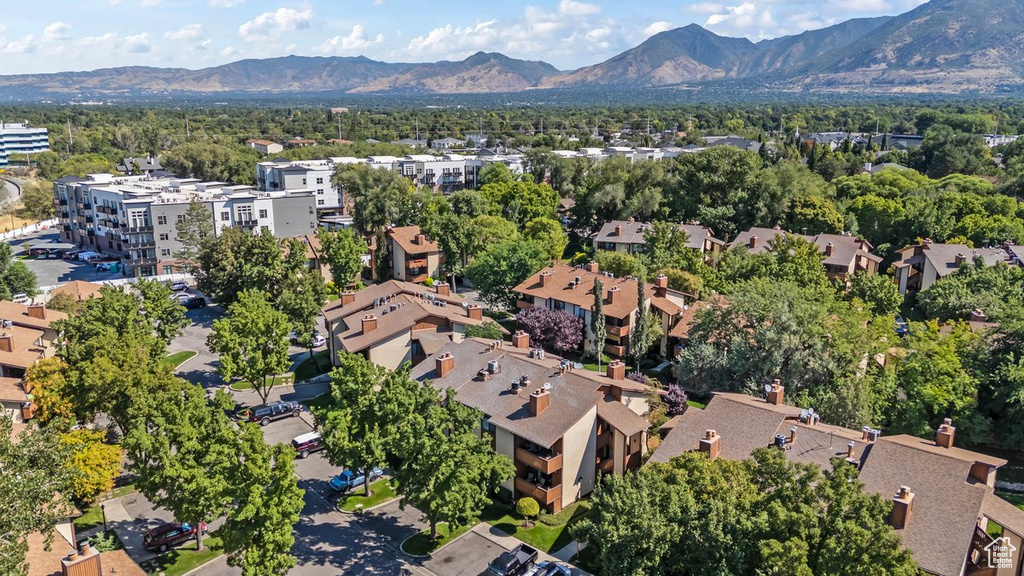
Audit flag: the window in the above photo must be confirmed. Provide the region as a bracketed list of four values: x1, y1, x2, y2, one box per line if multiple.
[160, 249, 170, 256]
[163, 266, 173, 275]
[309, 206, 314, 214]
[259, 209, 267, 219]
[317, 199, 325, 206]
[221, 211, 229, 221]
[176, 215, 184, 223]
[159, 233, 169, 241]
[107, 240, 113, 249]
[316, 177, 324, 184]
[157, 215, 167, 225]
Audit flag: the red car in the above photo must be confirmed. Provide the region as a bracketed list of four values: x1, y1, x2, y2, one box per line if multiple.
[143, 521, 207, 552]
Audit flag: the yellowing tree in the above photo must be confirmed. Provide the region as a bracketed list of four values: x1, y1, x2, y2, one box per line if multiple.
[24, 358, 74, 425]
[62, 429, 122, 503]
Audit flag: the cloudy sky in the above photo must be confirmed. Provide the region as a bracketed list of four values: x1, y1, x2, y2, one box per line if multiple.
[0, 0, 929, 74]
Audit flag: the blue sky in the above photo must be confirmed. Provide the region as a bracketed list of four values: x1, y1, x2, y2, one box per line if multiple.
[0, 0, 929, 74]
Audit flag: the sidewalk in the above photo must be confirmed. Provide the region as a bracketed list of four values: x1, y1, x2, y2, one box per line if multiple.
[101, 496, 157, 563]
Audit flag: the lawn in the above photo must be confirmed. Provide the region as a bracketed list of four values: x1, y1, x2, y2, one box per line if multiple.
[73, 484, 139, 532]
[401, 522, 475, 556]
[337, 478, 397, 512]
[230, 373, 295, 390]
[580, 355, 635, 374]
[162, 350, 197, 370]
[687, 399, 707, 409]
[301, 393, 332, 412]
[295, 350, 332, 382]
[143, 535, 224, 576]
[480, 500, 592, 553]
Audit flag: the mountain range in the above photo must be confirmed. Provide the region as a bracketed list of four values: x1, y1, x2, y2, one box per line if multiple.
[3, 0, 1023, 97]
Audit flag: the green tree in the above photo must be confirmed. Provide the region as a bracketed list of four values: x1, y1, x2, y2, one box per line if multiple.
[208, 290, 291, 405]
[846, 195, 907, 247]
[333, 164, 412, 282]
[595, 250, 646, 280]
[0, 417, 76, 576]
[465, 239, 548, 309]
[0, 243, 37, 299]
[524, 217, 568, 261]
[19, 180, 56, 221]
[641, 221, 690, 271]
[61, 429, 122, 504]
[847, 271, 903, 318]
[480, 179, 559, 228]
[174, 200, 214, 272]
[911, 124, 992, 179]
[591, 278, 606, 368]
[221, 424, 305, 576]
[976, 310, 1024, 447]
[316, 227, 368, 286]
[464, 322, 503, 340]
[917, 262, 1024, 322]
[516, 497, 540, 528]
[162, 142, 261, 185]
[632, 273, 654, 365]
[275, 239, 326, 357]
[786, 195, 844, 235]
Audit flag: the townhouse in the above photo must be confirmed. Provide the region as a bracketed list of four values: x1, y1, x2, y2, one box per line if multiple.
[245, 139, 284, 155]
[893, 241, 1019, 295]
[593, 220, 725, 260]
[410, 335, 652, 513]
[651, 385, 1024, 576]
[730, 226, 882, 280]
[323, 279, 498, 370]
[0, 121, 49, 166]
[54, 174, 317, 277]
[513, 263, 690, 359]
[385, 225, 443, 283]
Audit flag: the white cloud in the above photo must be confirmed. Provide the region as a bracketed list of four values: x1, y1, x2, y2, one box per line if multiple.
[1, 34, 38, 54]
[558, 0, 600, 17]
[166, 24, 203, 41]
[704, 2, 778, 39]
[644, 21, 674, 37]
[688, 2, 726, 15]
[315, 25, 384, 54]
[125, 32, 152, 53]
[43, 22, 71, 40]
[238, 7, 313, 42]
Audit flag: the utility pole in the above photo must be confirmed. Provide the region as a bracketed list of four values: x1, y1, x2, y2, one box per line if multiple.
[185, 117, 190, 139]
[67, 118, 73, 154]
[338, 116, 343, 140]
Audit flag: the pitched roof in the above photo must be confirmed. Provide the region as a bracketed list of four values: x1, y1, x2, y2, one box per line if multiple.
[0, 325, 47, 369]
[594, 221, 722, 251]
[0, 301, 67, 331]
[324, 279, 464, 323]
[915, 243, 1012, 278]
[49, 281, 104, 302]
[334, 295, 490, 354]
[513, 264, 645, 320]
[668, 296, 726, 341]
[597, 394, 649, 436]
[387, 225, 440, 255]
[983, 493, 1024, 538]
[730, 228, 878, 267]
[0, 377, 25, 402]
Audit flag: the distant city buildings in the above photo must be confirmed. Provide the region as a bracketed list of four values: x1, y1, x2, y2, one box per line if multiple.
[54, 174, 316, 277]
[0, 121, 49, 167]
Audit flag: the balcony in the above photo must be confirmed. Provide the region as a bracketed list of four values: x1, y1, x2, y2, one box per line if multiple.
[236, 219, 258, 227]
[597, 457, 614, 475]
[128, 257, 158, 266]
[407, 258, 428, 268]
[516, 299, 533, 310]
[515, 447, 563, 475]
[127, 240, 156, 249]
[603, 343, 626, 357]
[606, 323, 630, 338]
[407, 273, 429, 284]
[515, 477, 562, 506]
[122, 224, 154, 233]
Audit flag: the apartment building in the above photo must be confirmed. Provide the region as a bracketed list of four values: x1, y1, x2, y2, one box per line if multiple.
[593, 220, 725, 260]
[323, 279, 497, 370]
[730, 227, 882, 280]
[386, 226, 443, 283]
[54, 174, 316, 277]
[257, 159, 342, 213]
[893, 242, 1019, 295]
[397, 154, 468, 192]
[0, 121, 49, 166]
[410, 336, 651, 513]
[514, 263, 690, 359]
[651, 386, 1024, 576]
[0, 301, 65, 382]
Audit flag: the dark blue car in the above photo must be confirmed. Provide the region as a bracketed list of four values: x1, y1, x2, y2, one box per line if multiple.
[329, 467, 384, 492]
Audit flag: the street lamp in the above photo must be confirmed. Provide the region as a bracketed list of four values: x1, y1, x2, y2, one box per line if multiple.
[101, 504, 107, 534]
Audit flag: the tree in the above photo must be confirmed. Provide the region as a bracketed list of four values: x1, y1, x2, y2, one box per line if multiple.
[208, 290, 291, 405]
[124, 383, 238, 551]
[174, 200, 214, 272]
[0, 418, 76, 576]
[976, 310, 1024, 447]
[663, 384, 689, 416]
[23, 358, 75, 426]
[516, 497, 540, 528]
[524, 217, 568, 261]
[516, 307, 584, 355]
[275, 239, 326, 358]
[591, 279, 606, 367]
[480, 179, 559, 228]
[847, 272, 902, 318]
[333, 164, 412, 281]
[45, 291, 80, 315]
[917, 261, 1024, 322]
[317, 227, 368, 287]
[632, 273, 654, 365]
[394, 391, 515, 539]
[19, 180, 55, 221]
[61, 429, 122, 504]
[911, 124, 991, 179]
[594, 250, 646, 280]
[162, 142, 261, 184]
[0, 243, 37, 299]
[465, 239, 548, 309]
[464, 322, 503, 340]
[642, 221, 691, 272]
[847, 195, 907, 247]
[221, 425, 304, 576]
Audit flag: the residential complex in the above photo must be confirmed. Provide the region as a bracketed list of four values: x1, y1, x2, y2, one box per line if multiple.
[54, 174, 316, 277]
[650, 386, 1024, 576]
[0, 121, 49, 166]
[0, 300, 66, 422]
[411, 336, 652, 513]
[894, 241, 1022, 295]
[730, 226, 882, 279]
[593, 220, 724, 259]
[322, 279, 496, 370]
[385, 225, 443, 283]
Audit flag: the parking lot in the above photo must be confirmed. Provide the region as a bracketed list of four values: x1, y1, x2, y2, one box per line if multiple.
[9, 229, 128, 287]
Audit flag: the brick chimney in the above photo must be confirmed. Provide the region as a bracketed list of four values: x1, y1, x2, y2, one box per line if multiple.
[513, 330, 530, 349]
[435, 281, 450, 297]
[415, 233, 426, 245]
[466, 304, 483, 321]
[361, 315, 377, 334]
[614, 224, 622, 237]
[825, 242, 835, 257]
[62, 540, 101, 576]
[767, 379, 784, 406]
[890, 486, 915, 529]
[699, 429, 721, 461]
[529, 387, 551, 416]
[954, 253, 966, 267]
[749, 235, 759, 249]
[654, 274, 668, 297]
[340, 291, 356, 306]
[435, 353, 455, 378]
[27, 304, 45, 320]
[584, 261, 599, 273]
[0, 334, 13, 353]
[935, 418, 955, 448]
[540, 269, 553, 287]
[607, 360, 625, 380]
[606, 286, 619, 304]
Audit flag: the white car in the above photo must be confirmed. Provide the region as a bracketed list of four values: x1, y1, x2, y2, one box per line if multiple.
[170, 280, 189, 291]
[77, 251, 101, 261]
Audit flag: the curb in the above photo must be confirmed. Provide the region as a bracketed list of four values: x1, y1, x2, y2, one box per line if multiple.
[398, 521, 476, 559]
[180, 553, 227, 576]
[336, 495, 401, 516]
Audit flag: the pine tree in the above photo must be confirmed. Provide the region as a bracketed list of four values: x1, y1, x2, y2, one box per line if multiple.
[591, 278, 606, 370]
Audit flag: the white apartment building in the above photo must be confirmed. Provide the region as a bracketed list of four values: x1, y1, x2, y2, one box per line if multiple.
[257, 159, 341, 213]
[0, 122, 49, 166]
[55, 174, 316, 277]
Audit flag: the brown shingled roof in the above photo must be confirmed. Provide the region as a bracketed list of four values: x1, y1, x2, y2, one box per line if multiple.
[388, 225, 440, 255]
[0, 377, 25, 401]
[49, 281, 104, 303]
[0, 301, 67, 331]
[513, 264, 644, 320]
[597, 394, 649, 436]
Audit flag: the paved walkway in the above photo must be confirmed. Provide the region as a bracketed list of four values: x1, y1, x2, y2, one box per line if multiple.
[101, 496, 157, 563]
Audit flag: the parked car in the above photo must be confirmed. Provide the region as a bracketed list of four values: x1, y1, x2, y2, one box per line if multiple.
[236, 401, 302, 426]
[94, 261, 119, 271]
[183, 296, 207, 310]
[329, 467, 384, 492]
[170, 280, 188, 291]
[895, 315, 910, 337]
[289, 331, 327, 347]
[292, 432, 324, 459]
[534, 562, 571, 576]
[143, 521, 207, 553]
[488, 543, 539, 576]
[63, 249, 83, 260]
[77, 251, 101, 261]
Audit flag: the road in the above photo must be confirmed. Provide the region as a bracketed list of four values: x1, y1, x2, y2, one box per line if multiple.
[1, 177, 21, 206]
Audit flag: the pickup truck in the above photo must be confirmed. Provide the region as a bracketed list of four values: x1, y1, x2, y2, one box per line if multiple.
[487, 543, 539, 576]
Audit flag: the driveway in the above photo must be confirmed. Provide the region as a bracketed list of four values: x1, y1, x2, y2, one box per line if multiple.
[167, 300, 225, 389]
[422, 530, 505, 576]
